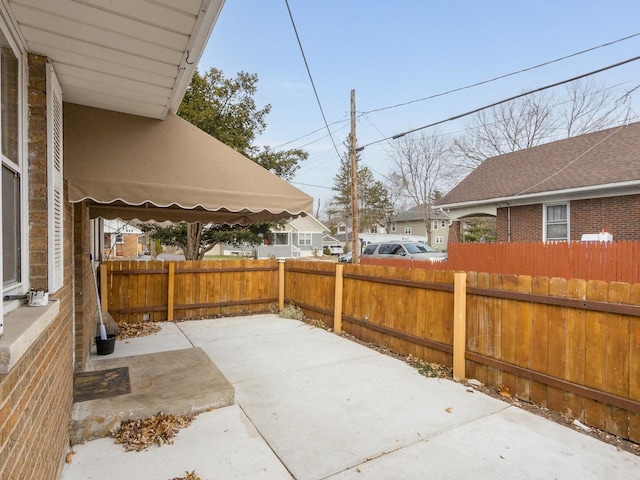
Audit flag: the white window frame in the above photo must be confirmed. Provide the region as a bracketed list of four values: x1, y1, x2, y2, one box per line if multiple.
[0, 15, 27, 336]
[404, 226, 412, 234]
[543, 202, 570, 242]
[298, 232, 312, 246]
[391, 222, 396, 232]
[435, 236, 444, 244]
[274, 232, 289, 246]
[432, 220, 438, 231]
[1, 23, 26, 298]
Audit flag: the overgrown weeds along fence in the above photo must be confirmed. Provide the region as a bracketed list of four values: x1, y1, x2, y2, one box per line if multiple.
[102, 258, 640, 443]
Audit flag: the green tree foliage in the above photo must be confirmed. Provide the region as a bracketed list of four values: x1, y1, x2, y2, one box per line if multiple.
[149, 67, 307, 260]
[462, 217, 496, 243]
[145, 222, 272, 261]
[330, 147, 392, 233]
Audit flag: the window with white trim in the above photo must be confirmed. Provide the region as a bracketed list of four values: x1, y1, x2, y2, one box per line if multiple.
[435, 236, 444, 244]
[298, 233, 312, 246]
[404, 226, 412, 234]
[432, 220, 438, 230]
[391, 222, 396, 232]
[1, 29, 22, 291]
[545, 203, 569, 241]
[274, 232, 289, 245]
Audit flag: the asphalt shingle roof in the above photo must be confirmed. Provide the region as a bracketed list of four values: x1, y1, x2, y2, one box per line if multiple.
[437, 121, 640, 206]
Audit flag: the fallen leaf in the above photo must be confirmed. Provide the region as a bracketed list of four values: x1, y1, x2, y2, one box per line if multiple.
[65, 450, 75, 463]
[498, 385, 511, 398]
[445, 407, 453, 413]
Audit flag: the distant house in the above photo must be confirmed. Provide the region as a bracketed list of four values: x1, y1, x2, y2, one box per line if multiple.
[223, 215, 329, 259]
[389, 205, 450, 250]
[103, 219, 143, 259]
[437, 122, 640, 243]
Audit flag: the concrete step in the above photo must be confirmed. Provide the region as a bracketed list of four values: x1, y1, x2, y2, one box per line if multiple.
[70, 347, 234, 444]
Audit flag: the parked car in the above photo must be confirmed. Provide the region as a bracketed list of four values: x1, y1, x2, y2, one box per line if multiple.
[338, 251, 352, 263]
[362, 242, 447, 262]
[327, 244, 344, 255]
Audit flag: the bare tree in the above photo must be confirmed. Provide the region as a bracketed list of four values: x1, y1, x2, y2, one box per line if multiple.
[453, 79, 632, 169]
[387, 129, 458, 243]
[453, 91, 558, 168]
[561, 80, 630, 138]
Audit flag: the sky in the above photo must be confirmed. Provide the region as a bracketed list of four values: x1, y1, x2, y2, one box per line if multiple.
[197, 0, 640, 215]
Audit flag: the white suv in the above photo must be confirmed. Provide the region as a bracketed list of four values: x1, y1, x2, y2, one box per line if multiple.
[327, 244, 344, 255]
[362, 242, 447, 262]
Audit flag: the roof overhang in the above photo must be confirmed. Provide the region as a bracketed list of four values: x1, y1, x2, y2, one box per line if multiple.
[8, 0, 224, 119]
[438, 180, 640, 217]
[64, 103, 313, 224]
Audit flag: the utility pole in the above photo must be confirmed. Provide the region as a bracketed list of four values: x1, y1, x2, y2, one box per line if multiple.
[350, 89, 359, 264]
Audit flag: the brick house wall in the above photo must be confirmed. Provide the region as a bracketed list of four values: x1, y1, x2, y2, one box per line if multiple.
[74, 201, 98, 370]
[569, 194, 640, 241]
[494, 194, 640, 242]
[0, 54, 75, 480]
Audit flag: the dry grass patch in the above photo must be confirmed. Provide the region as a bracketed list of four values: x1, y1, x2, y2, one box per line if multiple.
[111, 412, 194, 451]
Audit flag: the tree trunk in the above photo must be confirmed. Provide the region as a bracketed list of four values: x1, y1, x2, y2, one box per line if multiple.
[185, 222, 204, 260]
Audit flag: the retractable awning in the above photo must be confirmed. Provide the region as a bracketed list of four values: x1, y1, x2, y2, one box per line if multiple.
[64, 103, 313, 224]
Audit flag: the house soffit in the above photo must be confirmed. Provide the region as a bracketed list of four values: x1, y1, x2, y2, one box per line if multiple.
[8, 0, 224, 119]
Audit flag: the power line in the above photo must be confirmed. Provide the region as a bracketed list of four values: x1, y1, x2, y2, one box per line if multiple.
[276, 32, 640, 151]
[357, 54, 640, 151]
[361, 32, 640, 116]
[284, 0, 342, 159]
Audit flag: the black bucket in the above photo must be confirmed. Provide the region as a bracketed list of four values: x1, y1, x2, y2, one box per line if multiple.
[95, 334, 116, 355]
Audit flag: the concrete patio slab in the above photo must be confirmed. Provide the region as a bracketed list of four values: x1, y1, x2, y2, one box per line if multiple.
[70, 347, 234, 444]
[63, 315, 640, 480]
[63, 405, 292, 480]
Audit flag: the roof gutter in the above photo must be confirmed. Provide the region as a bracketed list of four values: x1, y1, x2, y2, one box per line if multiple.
[437, 180, 640, 210]
[164, 0, 226, 118]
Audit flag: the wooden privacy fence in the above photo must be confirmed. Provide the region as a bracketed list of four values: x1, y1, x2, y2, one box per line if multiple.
[101, 259, 279, 323]
[282, 259, 640, 443]
[101, 258, 640, 443]
[362, 240, 640, 284]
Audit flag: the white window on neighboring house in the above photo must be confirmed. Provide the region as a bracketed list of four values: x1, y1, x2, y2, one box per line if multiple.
[544, 203, 569, 242]
[391, 222, 396, 232]
[432, 220, 438, 230]
[441, 220, 447, 228]
[298, 233, 312, 246]
[1, 29, 23, 293]
[274, 232, 289, 245]
[435, 236, 444, 244]
[404, 227, 412, 234]
[114, 234, 124, 245]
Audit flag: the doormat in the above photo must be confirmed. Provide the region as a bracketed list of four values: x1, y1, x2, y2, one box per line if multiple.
[73, 367, 131, 403]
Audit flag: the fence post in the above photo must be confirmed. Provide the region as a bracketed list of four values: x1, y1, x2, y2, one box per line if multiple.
[278, 259, 286, 311]
[167, 262, 175, 321]
[100, 263, 109, 313]
[334, 264, 344, 333]
[453, 271, 467, 380]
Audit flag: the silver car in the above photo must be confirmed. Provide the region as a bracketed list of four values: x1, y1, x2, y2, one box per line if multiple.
[362, 242, 447, 262]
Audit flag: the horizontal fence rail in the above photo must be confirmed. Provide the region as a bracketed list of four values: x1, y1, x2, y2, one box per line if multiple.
[102, 257, 640, 443]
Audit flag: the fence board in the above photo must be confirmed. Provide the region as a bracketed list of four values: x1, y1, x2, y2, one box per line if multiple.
[530, 277, 549, 407]
[547, 278, 568, 414]
[515, 275, 532, 401]
[630, 284, 640, 443]
[500, 274, 518, 396]
[584, 280, 608, 430]
[606, 282, 630, 437]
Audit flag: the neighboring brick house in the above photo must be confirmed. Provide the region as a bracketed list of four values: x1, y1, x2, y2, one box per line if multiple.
[437, 122, 640, 243]
[389, 205, 450, 250]
[103, 219, 143, 259]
